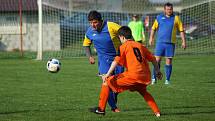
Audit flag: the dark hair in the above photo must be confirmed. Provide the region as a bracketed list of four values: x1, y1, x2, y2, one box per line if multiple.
[164, 2, 173, 8]
[118, 26, 132, 39]
[88, 10, 102, 21]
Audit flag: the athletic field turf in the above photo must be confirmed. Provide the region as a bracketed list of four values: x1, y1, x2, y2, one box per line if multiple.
[0, 55, 214, 121]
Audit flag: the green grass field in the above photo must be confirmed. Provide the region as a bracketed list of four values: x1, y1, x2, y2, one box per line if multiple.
[0, 55, 215, 121]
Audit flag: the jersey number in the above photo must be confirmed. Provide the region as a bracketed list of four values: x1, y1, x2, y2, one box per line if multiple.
[133, 48, 142, 62]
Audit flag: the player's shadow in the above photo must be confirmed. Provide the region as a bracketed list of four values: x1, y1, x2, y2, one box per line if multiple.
[162, 105, 215, 115]
[0, 108, 75, 115]
[201, 81, 215, 83]
[125, 105, 215, 116]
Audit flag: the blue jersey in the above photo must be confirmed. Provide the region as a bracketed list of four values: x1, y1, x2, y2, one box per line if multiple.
[83, 20, 124, 74]
[152, 13, 184, 44]
[83, 20, 121, 57]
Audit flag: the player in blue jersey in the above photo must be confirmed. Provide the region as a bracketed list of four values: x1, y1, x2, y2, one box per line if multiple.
[83, 10, 124, 112]
[149, 2, 186, 85]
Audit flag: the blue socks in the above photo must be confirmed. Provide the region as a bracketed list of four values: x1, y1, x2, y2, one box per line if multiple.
[108, 90, 117, 110]
[165, 64, 172, 81]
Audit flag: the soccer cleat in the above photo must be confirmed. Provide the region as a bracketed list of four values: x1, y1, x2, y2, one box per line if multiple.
[165, 80, 170, 85]
[151, 79, 156, 85]
[111, 108, 120, 112]
[155, 112, 161, 117]
[89, 107, 105, 115]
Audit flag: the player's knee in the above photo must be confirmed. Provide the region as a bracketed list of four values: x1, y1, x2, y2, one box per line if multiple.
[155, 57, 161, 62]
[165, 58, 172, 65]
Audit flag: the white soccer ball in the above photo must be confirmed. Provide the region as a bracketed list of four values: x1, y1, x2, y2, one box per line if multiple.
[47, 58, 61, 73]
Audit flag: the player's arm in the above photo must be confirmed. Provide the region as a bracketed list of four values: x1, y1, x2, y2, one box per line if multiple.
[143, 47, 162, 80]
[152, 59, 163, 80]
[106, 61, 118, 77]
[102, 60, 118, 83]
[180, 32, 186, 49]
[83, 35, 95, 64]
[85, 46, 95, 64]
[102, 46, 125, 82]
[176, 16, 186, 49]
[102, 55, 125, 83]
[149, 19, 158, 46]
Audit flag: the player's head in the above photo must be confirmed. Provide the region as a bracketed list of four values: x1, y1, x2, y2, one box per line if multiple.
[132, 14, 139, 21]
[118, 26, 133, 43]
[164, 2, 173, 17]
[88, 10, 103, 31]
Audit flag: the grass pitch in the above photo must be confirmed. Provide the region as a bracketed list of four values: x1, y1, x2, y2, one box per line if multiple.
[0, 55, 215, 121]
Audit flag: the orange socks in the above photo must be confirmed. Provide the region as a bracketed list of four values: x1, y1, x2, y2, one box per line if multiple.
[143, 91, 160, 113]
[98, 83, 110, 111]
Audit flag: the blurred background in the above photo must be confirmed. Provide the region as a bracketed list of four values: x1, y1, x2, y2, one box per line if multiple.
[0, 0, 214, 59]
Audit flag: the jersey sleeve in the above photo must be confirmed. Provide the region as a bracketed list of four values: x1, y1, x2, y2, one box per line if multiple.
[151, 19, 158, 31]
[107, 22, 122, 52]
[142, 46, 156, 62]
[175, 16, 184, 32]
[114, 46, 126, 66]
[83, 35, 92, 46]
[107, 22, 121, 32]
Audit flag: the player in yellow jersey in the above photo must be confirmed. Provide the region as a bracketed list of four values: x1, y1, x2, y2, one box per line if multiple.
[149, 2, 186, 85]
[83, 10, 124, 112]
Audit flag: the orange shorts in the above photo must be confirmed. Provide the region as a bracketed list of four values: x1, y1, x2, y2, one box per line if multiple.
[106, 73, 147, 93]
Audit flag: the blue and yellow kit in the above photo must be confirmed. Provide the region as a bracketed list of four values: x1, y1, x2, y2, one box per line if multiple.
[83, 20, 123, 74]
[152, 13, 184, 44]
[83, 20, 121, 57]
[152, 13, 184, 57]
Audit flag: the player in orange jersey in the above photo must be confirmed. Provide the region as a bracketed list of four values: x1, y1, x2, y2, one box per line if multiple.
[89, 26, 163, 117]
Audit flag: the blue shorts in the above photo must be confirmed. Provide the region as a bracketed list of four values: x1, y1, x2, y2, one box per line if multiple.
[154, 43, 175, 58]
[98, 55, 124, 75]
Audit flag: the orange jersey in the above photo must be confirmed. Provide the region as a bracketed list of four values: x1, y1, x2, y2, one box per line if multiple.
[114, 40, 156, 84]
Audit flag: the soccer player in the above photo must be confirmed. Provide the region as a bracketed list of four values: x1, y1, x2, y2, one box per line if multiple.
[83, 10, 124, 112]
[90, 26, 162, 117]
[128, 14, 145, 44]
[149, 2, 186, 85]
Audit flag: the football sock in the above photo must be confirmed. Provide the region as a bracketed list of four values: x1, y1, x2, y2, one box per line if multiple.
[144, 92, 160, 113]
[99, 84, 109, 111]
[165, 64, 172, 81]
[138, 89, 160, 113]
[108, 90, 118, 110]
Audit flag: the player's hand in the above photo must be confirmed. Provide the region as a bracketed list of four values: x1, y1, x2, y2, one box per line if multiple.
[89, 56, 95, 64]
[181, 42, 186, 50]
[149, 39, 154, 46]
[101, 74, 108, 83]
[156, 71, 163, 80]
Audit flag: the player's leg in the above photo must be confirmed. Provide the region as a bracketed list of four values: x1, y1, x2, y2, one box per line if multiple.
[89, 82, 109, 115]
[136, 84, 160, 116]
[95, 73, 132, 114]
[152, 56, 161, 82]
[152, 43, 164, 84]
[164, 43, 175, 84]
[165, 58, 172, 84]
[107, 77, 161, 116]
[111, 65, 124, 108]
[98, 82, 110, 111]
[98, 56, 119, 111]
[107, 65, 124, 112]
[107, 90, 119, 112]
